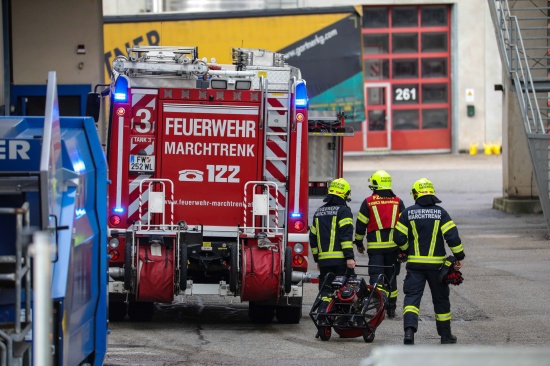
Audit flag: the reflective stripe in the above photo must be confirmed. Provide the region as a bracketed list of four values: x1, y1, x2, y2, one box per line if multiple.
[357, 212, 368, 224]
[329, 216, 336, 253]
[339, 217, 353, 227]
[428, 220, 440, 257]
[390, 289, 398, 299]
[404, 305, 419, 315]
[450, 243, 464, 253]
[391, 204, 398, 227]
[310, 225, 317, 235]
[377, 285, 388, 296]
[368, 241, 397, 249]
[318, 252, 345, 260]
[396, 221, 408, 235]
[375, 230, 381, 243]
[372, 206, 383, 230]
[355, 233, 365, 240]
[411, 221, 420, 256]
[435, 312, 452, 321]
[441, 220, 456, 234]
[408, 255, 446, 264]
[341, 241, 353, 249]
[399, 243, 409, 251]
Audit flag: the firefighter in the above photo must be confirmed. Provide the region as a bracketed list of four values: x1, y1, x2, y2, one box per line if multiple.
[354, 170, 406, 319]
[393, 178, 465, 345]
[310, 178, 356, 317]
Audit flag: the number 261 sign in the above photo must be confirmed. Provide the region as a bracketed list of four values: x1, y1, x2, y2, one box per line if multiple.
[394, 87, 417, 103]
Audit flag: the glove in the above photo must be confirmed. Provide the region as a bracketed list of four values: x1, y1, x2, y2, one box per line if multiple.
[397, 251, 408, 263]
[354, 240, 365, 254]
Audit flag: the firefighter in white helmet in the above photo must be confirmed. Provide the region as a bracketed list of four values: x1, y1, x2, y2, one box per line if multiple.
[393, 178, 465, 345]
[310, 178, 356, 327]
[354, 170, 406, 319]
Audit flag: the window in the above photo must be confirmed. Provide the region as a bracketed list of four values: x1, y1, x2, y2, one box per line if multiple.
[363, 34, 389, 54]
[363, 7, 389, 28]
[393, 110, 419, 130]
[422, 58, 447, 77]
[421, 32, 447, 52]
[392, 33, 418, 53]
[421, 6, 447, 26]
[422, 109, 448, 129]
[364, 59, 389, 80]
[422, 84, 448, 103]
[367, 88, 386, 106]
[393, 59, 418, 78]
[392, 7, 418, 27]
[368, 110, 386, 131]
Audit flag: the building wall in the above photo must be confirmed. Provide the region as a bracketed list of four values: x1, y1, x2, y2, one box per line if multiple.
[11, 0, 104, 86]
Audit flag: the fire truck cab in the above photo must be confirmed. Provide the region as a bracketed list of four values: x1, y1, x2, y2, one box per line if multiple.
[87, 46, 349, 325]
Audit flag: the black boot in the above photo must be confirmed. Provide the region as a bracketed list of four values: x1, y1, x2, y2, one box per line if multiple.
[441, 334, 457, 344]
[404, 327, 415, 345]
[386, 308, 396, 319]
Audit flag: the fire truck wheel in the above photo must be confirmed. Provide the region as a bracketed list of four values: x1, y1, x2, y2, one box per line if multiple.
[318, 326, 331, 341]
[248, 303, 275, 324]
[180, 244, 188, 291]
[124, 233, 134, 291]
[229, 244, 238, 294]
[284, 246, 292, 294]
[128, 302, 155, 322]
[275, 305, 302, 324]
[109, 301, 127, 322]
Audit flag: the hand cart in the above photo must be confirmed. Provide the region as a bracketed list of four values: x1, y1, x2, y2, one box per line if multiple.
[309, 264, 395, 343]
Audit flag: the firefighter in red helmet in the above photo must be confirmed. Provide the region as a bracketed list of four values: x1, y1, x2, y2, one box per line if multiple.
[354, 170, 406, 319]
[393, 178, 465, 345]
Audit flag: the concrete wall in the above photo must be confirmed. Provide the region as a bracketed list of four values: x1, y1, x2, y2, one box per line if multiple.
[11, 0, 104, 86]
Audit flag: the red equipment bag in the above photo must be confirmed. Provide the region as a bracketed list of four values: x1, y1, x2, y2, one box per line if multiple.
[136, 245, 174, 303]
[240, 244, 281, 302]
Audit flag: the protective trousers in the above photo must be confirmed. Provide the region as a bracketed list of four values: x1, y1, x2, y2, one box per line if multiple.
[368, 251, 400, 310]
[403, 268, 452, 336]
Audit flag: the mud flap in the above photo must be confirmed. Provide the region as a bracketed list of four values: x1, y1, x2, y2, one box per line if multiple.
[240, 245, 281, 302]
[136, 244, 174, 303]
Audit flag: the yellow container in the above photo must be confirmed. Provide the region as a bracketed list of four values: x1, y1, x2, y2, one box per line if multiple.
[483, 143, 492, 155]
[492, 142, 501, 155]
[469, 142, 478, 155]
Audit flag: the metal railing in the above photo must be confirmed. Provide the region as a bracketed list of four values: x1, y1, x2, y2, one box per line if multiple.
[488, 0, 550, 235]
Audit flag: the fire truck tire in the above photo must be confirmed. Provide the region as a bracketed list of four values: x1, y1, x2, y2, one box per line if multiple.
[109, 301, 127, 322]
[124, 234, 133, 291]
[229, 244, 238, 294]
[275, 305, 302, 324]
[284, 246, 292, 294]
[318, 326, 331, 341]
[248, 302, 275, 324]
[128, 302, 155, 322]
[180, 244, 188, 291]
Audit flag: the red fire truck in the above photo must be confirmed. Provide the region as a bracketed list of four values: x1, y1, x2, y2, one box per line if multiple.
[87, 46, 350, 324]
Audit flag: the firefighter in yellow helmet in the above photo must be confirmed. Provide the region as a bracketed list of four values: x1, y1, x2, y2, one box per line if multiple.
[354, 170, 406, 319]
[393, 178, 465, 345]
[310, 178, 356, 334]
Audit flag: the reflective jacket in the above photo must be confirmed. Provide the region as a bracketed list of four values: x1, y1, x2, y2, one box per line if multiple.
[355, 192, 405, 253]
[310, 196, 355, 267]
[393, 201, 465, 270]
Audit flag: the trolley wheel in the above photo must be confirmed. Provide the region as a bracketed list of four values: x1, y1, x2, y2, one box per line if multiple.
[229, 244, 238, 294]
[124, 232, 134, 291]
[363, 329, 375, 343]
[318, 326, 331, 341]
[180, 244, 188, 291]
[248, 302, 275, 324]
[284, 246, 292, 294]
[128, 302, 155, 322]
[108, 301, 127, 322]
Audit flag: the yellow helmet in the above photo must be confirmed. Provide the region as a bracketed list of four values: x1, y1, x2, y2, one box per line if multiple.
[369, 170, 392, 190]
[411, 178, 435, 200]
[328, 178, 351, 200]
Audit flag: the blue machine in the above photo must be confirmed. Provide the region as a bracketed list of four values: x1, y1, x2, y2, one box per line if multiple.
[0, 72, 108, 365]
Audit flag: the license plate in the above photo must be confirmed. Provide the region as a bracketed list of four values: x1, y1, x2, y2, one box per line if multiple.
[129, 155, 155, 172]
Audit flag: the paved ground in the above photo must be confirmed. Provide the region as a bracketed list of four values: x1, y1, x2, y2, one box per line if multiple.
[104, 153, 550, 366]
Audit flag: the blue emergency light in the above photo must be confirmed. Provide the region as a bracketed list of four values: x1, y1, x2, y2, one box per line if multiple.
[290, 212, 303, 218]
[295, 80, 308, 108]
[114, 75, 129, 102]
[113, 207, 125, 213]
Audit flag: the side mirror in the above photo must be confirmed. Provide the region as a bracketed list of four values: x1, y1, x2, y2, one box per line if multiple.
[85, 92, 101, 123]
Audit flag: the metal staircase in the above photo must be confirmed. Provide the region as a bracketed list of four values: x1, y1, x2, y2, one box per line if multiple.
[488, 0, 550, 234]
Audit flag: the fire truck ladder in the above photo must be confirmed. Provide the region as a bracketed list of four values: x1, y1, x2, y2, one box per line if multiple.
[0, 202, 32, 366]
